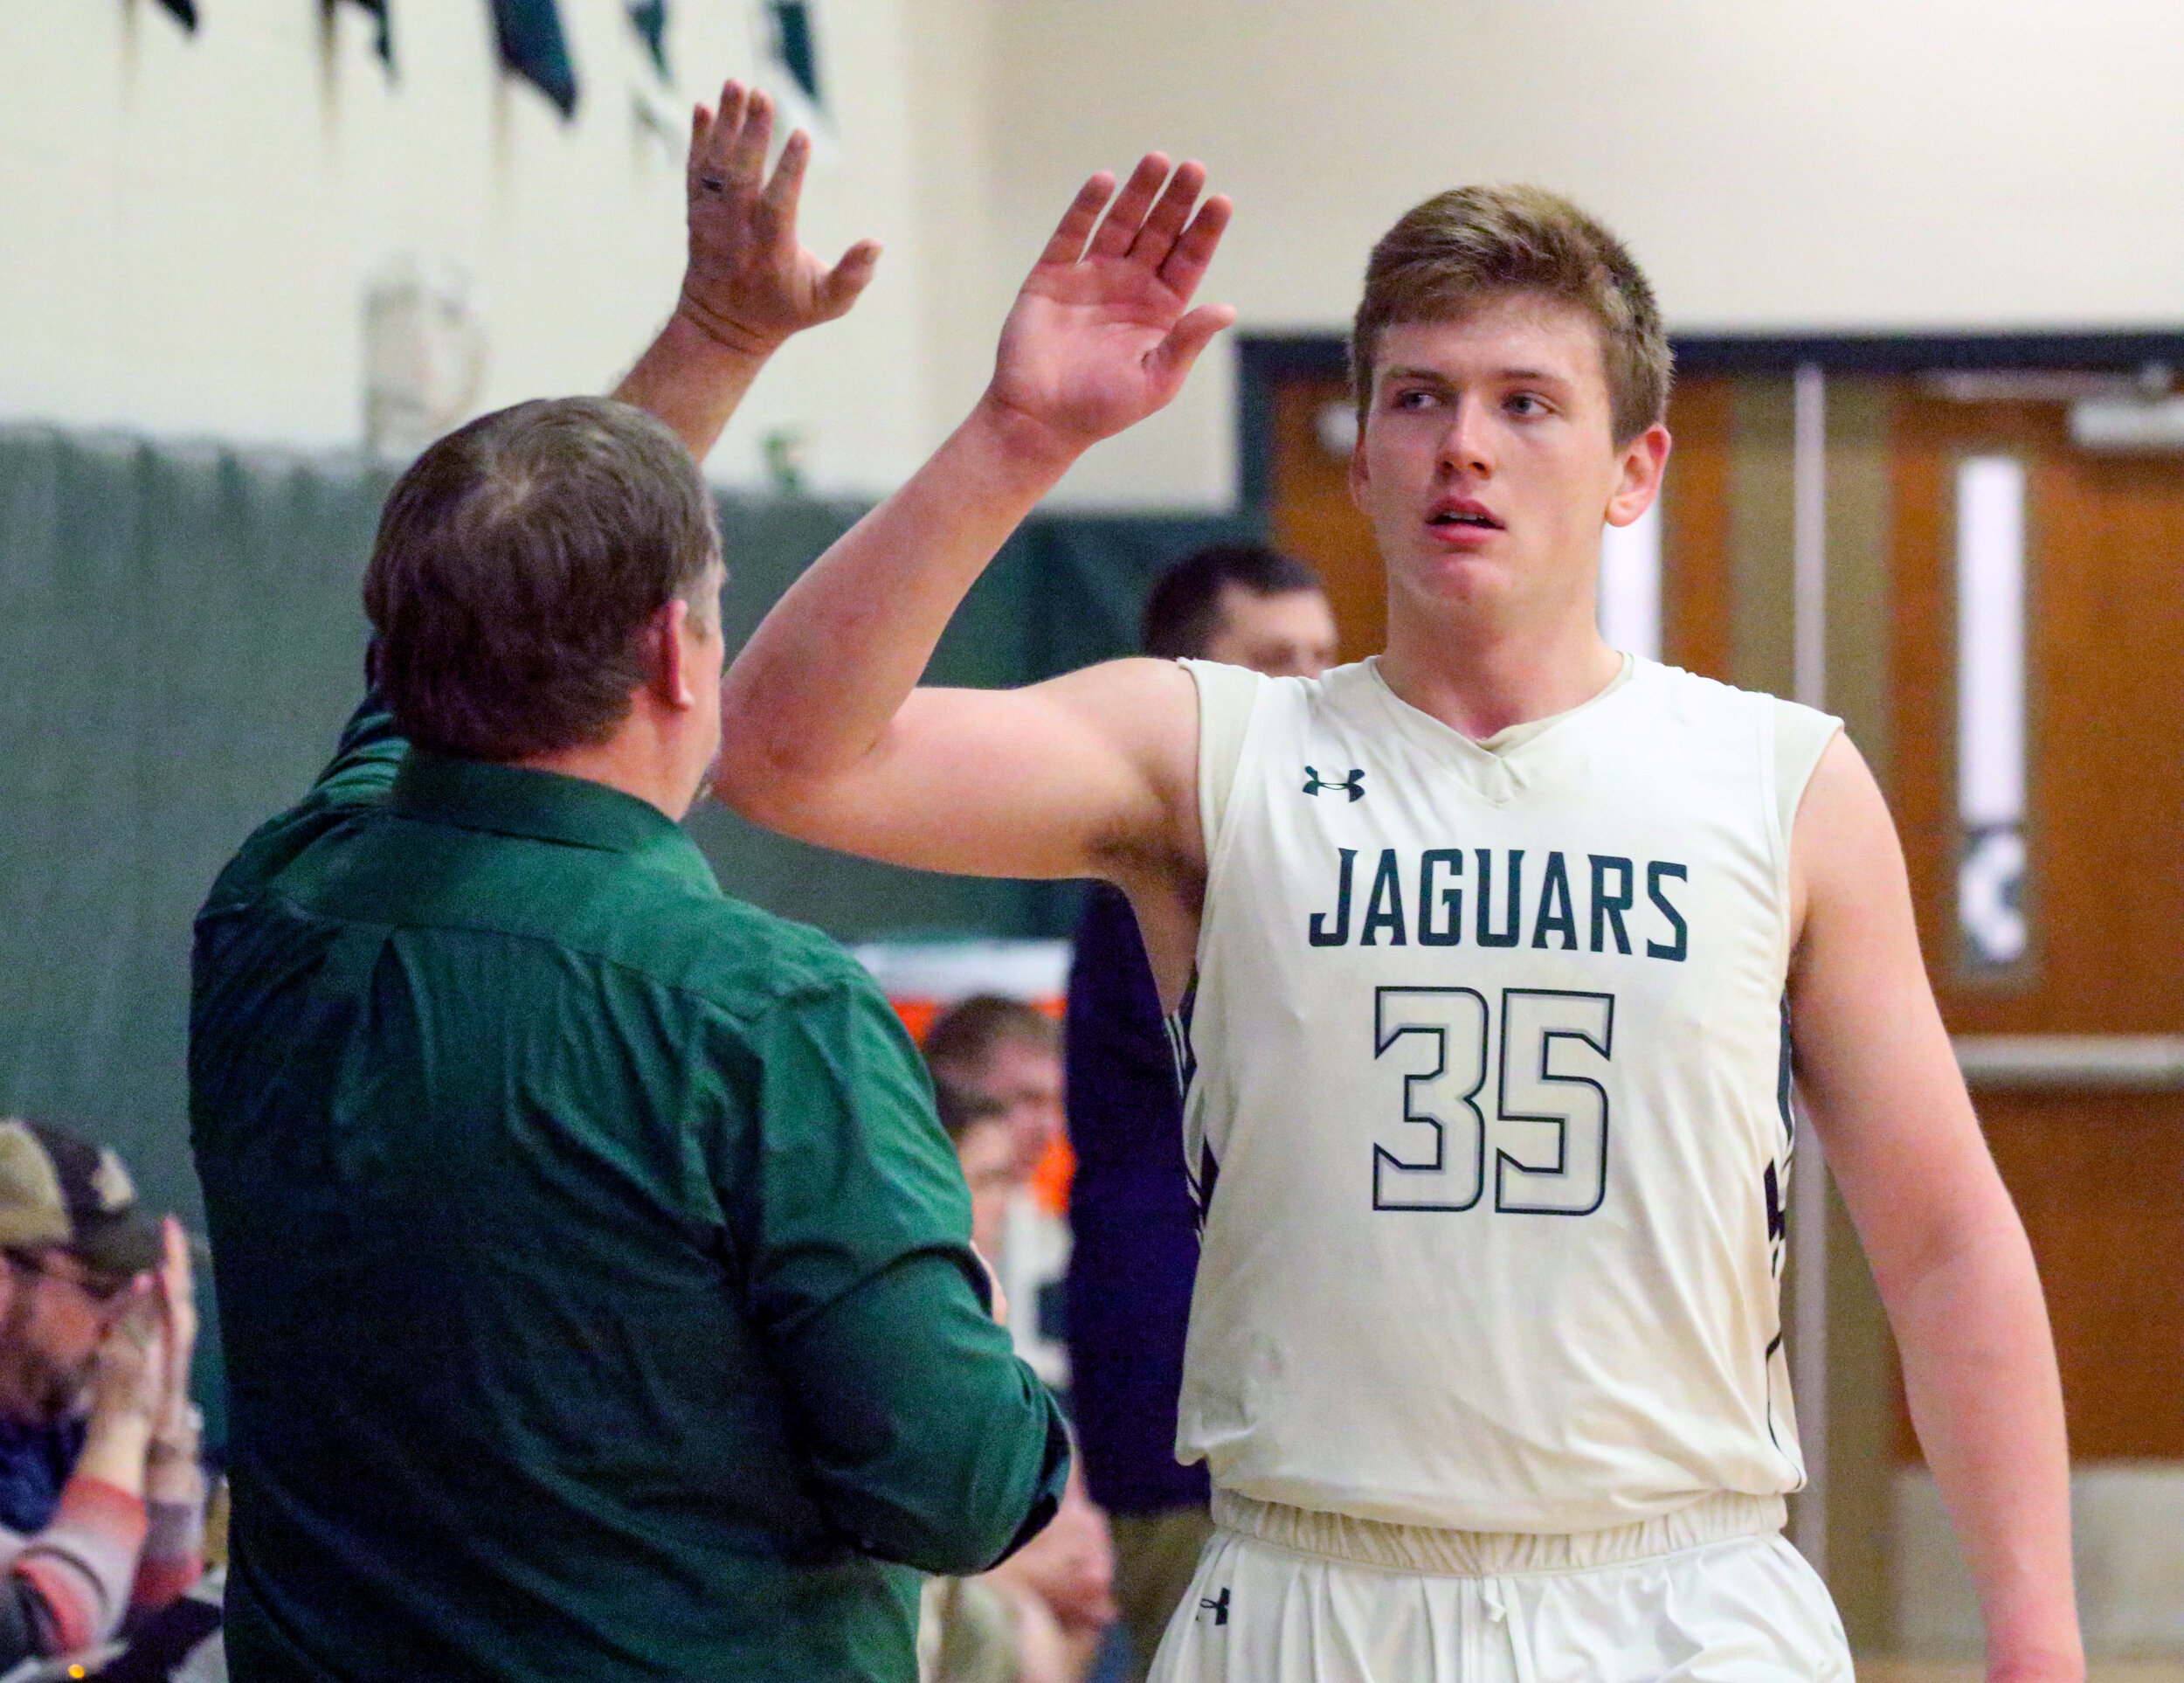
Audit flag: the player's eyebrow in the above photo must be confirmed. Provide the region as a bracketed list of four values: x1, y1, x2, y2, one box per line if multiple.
[1380, 364, 1574, 388]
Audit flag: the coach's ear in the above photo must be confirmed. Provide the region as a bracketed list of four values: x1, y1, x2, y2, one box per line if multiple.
[645, 598, 702, 712]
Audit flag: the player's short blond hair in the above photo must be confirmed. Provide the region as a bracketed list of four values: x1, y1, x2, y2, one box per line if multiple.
[1350, 185, 1671, 447]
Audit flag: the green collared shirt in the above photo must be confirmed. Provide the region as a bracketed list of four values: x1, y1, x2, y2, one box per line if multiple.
[190, 699, 1067, 1683]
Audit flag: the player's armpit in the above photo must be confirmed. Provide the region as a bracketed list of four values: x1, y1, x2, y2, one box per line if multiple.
[714, 655, 1204, 885]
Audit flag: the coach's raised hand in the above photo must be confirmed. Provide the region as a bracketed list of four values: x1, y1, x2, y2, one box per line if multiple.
[617, 79, 880, 459]
[983, 156, 1235, 461]
[679, 80, 881, 355]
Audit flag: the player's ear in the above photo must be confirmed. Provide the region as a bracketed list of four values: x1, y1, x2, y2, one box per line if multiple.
[1606, 422, 1670, 529]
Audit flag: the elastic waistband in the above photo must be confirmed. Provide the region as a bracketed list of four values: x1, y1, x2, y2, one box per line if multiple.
[1211, 1488, 1787, 1576]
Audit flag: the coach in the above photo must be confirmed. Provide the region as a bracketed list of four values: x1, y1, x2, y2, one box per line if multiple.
[188, 84, 1067, 1683]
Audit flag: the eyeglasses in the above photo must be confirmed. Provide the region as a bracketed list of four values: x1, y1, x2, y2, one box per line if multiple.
[3, 1250, 133, 1306]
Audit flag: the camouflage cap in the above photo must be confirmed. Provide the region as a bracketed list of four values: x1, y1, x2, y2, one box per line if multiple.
[0, 1118, 164, 1280]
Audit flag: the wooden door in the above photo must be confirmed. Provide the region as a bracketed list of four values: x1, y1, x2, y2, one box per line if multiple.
[1266, 375, 1382, 664]
[1888, 391, 2184, 1459]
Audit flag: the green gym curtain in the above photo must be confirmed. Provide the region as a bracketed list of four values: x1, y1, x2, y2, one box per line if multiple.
[0, 422, 1254, 1227]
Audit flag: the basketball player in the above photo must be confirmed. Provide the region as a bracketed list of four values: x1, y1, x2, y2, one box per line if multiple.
[674, 160, 2077, 1680]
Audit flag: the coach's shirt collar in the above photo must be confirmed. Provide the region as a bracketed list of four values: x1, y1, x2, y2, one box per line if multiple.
[389, 747, 720, 897]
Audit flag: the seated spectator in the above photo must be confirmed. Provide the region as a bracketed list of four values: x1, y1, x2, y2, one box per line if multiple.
[920, 1476, 1114, 1683]
[924, 997, 1065, 1180]
[925, 997, 1074, 1395]
[926, 1063, 1116, 1683]
[0, 1119, 204, 1665]
[980, 1464, 1116, 1683]
[935, 1081, 1019, 1264]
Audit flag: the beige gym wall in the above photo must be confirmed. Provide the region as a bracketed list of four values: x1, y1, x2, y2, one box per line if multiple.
[0, 0, 950, 495]
[981, 0, 2184, 507]
[8, 3, 2183, 504]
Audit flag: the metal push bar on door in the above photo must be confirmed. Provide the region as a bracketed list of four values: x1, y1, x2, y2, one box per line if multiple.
[1952, 1035, 2184, 1091]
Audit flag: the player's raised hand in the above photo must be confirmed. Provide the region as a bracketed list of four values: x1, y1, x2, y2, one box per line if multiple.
[677, 80, 881, 356]
[986, 155, 1235, 454]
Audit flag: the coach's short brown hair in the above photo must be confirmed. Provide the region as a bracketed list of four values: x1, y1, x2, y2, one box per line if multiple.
[1351, 185, 1670, 446]
[363, 397, 720, 762]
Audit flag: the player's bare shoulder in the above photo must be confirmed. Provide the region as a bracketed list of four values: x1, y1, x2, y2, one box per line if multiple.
[1031, 654, 1204, 869]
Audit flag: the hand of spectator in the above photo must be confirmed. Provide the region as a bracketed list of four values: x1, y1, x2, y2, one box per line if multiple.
[86, 1289, 166, 1437]
[150, 1217, 197, 1436]
[146, 1217, 204, 1501]
[976, 1245, 1010, 1327]
[675, 80, 881, 357]
[67, 1279, 166, 1494]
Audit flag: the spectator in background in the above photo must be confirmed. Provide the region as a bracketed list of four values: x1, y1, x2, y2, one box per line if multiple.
[0, 1117, 204, 1664]
[1061, 545, 1337, 1680]
[930, 1077, 1117, 1683]
[924, 997, 1067, 1181]
[935, 1080, 1018, 1264]
[925, 996, 1075, 1396]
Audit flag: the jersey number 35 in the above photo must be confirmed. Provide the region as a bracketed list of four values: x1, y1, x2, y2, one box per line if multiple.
[1371, 986, 1613, 1216]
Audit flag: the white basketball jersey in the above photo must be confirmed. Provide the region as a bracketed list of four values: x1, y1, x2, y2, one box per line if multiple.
[1174, 654, 1840, 1536]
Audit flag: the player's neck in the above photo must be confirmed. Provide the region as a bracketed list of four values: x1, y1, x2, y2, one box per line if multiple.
[1377, 602, 1622, 741]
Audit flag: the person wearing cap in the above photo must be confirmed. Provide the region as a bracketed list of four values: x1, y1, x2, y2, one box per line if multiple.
[0, 1117, 204, 1663]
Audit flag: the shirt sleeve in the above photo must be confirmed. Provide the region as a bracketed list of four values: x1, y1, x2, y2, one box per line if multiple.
[1770, 696, 1844, 856]
[128, 1493, 205, 1611]
[197, 689, 409, 917]
[732, 975, 1070, 1577]
[2, 1473, 149, 1655]
[1178, 659, 1263, 864]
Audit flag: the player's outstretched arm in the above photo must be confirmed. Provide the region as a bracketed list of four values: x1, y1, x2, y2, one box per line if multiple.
[614, 80, 881, 461]
[1788, 736, 2082, 1683]
[714, 156, 1235, 884]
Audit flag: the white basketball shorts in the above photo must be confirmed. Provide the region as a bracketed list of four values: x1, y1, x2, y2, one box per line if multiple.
[1145, 1514, 1852, 1683]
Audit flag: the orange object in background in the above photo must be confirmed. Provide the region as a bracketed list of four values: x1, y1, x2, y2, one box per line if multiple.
[1026, 1132, 1075, 1217]
[892, 997, 942, 1047]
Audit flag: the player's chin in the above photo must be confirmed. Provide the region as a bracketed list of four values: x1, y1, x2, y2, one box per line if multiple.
[1400, 551, 1515, 603]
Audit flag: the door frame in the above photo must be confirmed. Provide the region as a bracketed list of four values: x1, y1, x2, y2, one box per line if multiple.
[1236, 329, 2184, 509]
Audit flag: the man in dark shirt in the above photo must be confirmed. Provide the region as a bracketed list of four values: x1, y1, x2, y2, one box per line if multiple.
[1061, 545, 1335, 1679]
[189, 82, 1067, 1683]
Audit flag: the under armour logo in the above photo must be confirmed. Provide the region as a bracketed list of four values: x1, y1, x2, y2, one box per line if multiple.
[1303, 766, 1365, 801]
[1199, 1587, 1231, 1626]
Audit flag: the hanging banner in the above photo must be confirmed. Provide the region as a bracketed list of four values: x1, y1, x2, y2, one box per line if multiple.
[488, 0, 578, 118]
[766, 2, 820, 108]
[626, 0, 668, 80]
[625, 0, 681, 156]
[335, 0, 394, 68]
